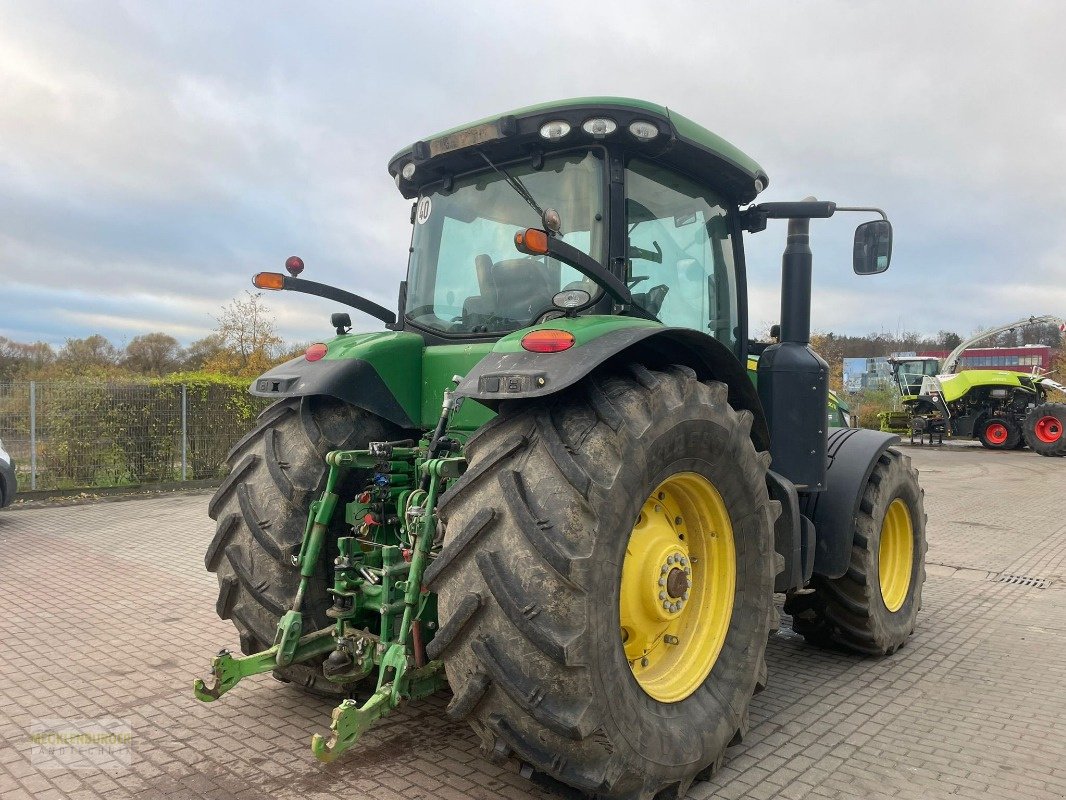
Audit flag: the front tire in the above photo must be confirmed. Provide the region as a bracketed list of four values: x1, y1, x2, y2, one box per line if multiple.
[977, 417, 1020, 450]
[205, 395, 401, 694]
[788, 449, 926, 655]
[427, 366, 778, 800]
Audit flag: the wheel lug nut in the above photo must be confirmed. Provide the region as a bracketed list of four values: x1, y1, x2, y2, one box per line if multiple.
[684, 566, 692, 575]
[662, 601, 671, 610]
[658, 577, 666, 586]
[661, 565, 669, 574]
[679, 556, 687, 566]
[659, 591, 666, 600]
[682, 591, 689, 600]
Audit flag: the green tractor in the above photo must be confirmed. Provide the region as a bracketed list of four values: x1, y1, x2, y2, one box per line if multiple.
[194, 98, 927, 799]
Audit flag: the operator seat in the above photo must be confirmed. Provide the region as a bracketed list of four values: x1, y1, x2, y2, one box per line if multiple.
[465, 254, 556, 326]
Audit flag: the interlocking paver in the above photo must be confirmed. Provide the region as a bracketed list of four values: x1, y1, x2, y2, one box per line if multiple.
[0, 446, 1063, 798]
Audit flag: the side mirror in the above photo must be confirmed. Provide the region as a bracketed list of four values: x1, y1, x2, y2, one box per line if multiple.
[853, 219, 892, 275]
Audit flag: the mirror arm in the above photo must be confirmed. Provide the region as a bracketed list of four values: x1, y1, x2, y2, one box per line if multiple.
[518, 235, 658, 322]
[279, 276, 397, 325]
[520, 236, 634, 306]
[835, 206, 888, 221]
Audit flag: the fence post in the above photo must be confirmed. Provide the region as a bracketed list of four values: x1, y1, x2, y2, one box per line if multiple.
[29, 380, 37, 490]
[181, 384, 188, 482]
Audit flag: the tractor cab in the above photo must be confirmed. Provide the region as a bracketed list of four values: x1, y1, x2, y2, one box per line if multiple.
[389, 98, 760, 358]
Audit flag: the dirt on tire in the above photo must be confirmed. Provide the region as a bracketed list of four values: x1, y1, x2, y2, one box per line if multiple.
[786, 448, 927, 655]
[428, 365, 779, 800]
[205, 395, 401, 695]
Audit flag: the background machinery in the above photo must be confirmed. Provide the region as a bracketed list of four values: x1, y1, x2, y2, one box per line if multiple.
[882, 316, 1066, 454]
[193, 98, 928, 799]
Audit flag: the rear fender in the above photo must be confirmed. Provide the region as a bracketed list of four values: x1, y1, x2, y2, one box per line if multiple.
[249, 331, 424, 429]
[801, 427, 900, 579]
[454, 321, 769, 451]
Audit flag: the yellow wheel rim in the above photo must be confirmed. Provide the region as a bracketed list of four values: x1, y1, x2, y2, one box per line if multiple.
[619, 473, 736, 703]
[878, 498, 914, 613]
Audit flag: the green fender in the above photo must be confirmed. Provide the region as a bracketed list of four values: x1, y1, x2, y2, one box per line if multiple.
[453, 316, 770, 452]
[249, 331, 426, 429]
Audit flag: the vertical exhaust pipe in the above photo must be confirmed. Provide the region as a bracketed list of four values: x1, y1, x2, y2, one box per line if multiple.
[756, 199, 829, 492]
[780, 216, 813, 344]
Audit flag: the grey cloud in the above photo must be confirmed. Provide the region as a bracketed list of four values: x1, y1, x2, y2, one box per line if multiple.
[1, 0, 1063, 349]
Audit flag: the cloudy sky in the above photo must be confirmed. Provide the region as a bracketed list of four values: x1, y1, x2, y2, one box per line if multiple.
[2, 1, 1065, 349]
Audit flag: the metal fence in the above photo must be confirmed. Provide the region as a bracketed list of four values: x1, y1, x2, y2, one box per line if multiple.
[0, 381, 273, 492]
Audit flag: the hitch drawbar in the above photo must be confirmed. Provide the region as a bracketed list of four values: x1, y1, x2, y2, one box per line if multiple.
[193, 390, 465, 762]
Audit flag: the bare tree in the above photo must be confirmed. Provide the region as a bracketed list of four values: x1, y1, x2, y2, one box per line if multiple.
[182, 334, 227, 371]
[122, 332, 185, 375]
[206, 292, 282, 376]
[0, 337, 56, 379]
[57, 334, 119, 366]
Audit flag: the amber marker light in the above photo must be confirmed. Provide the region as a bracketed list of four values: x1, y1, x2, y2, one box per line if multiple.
[253, 272, 286, 290]
[305, 343, 328, 362]
[514, 228, 549, 255]
[521, 329, 575, 353]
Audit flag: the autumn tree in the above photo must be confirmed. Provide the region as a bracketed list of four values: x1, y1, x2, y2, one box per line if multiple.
[56, 334, 119, 367]
[122, 332, 185, 375]
[0, 337, 56, 380]
[810, 332, 845, 393]
[204, 292, 282, 376]
[182, 334, 227, 371]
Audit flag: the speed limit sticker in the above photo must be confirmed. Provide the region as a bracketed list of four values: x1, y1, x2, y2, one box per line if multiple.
[416, 197, 432, 225]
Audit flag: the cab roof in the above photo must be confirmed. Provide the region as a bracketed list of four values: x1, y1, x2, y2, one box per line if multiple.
[388, 97, 769, 205]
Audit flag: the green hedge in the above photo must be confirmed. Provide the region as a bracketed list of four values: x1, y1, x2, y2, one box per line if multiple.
[29, 374, 272, 489]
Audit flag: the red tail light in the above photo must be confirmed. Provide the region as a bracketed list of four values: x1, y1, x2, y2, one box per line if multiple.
[305, 343, 328, 362]
[521, 329, 575, 353]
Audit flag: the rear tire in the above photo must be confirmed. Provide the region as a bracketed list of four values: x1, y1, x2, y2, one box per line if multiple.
[787, 448, 926, 655]
[1022, 403, 1066, 457]
[977, 417, 1020, 450]
[429, 366, 778, 800]
[205, 395, 401, 695]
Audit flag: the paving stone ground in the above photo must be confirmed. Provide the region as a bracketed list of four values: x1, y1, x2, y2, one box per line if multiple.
[0, 445, 1064, 800]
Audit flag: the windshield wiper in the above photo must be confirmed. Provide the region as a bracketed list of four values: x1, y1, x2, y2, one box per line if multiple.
[476, 151, 547, 222]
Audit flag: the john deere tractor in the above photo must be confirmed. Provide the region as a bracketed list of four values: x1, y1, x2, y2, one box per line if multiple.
[194, 98, 927, 799]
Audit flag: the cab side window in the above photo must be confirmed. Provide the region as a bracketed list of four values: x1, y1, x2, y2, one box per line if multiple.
[624, 160, 739, 352]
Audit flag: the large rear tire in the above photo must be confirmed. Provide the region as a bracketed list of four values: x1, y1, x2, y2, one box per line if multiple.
[428, 366, 778, 800]
[1022, 402, 1066, 457]
[205, 395, 401, 695]
[787, 449, 926, 655]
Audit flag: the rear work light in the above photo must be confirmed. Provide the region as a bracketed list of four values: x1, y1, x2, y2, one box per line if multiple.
[253, 272, 286, 290]
[305, 343, 328, 362]
[521, 329, 575, 353]
[539, 120, 571, 141]
[514, 228, 549, 255]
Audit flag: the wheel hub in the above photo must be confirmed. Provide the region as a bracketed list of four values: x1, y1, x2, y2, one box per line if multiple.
[1034, 415, 1062, 444]
[666, 567, 689, 599]
[619, 473, 736, 703]
[985, 422, 1008, 445]
[878, 497, 914, 613]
